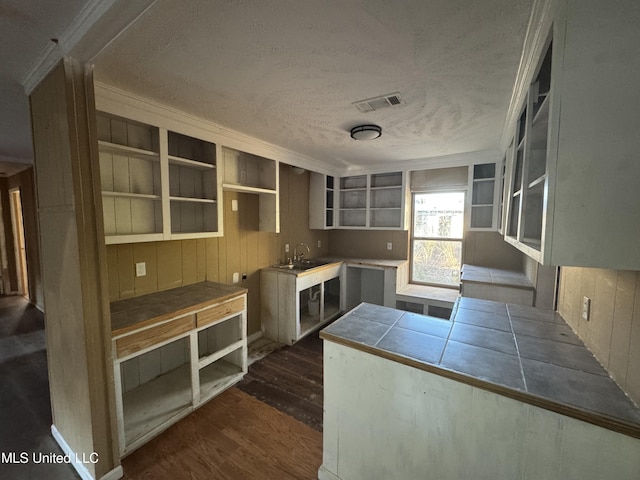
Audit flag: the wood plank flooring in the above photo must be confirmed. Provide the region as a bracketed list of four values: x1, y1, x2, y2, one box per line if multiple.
[121, 387, 322, 479]
[122, 332, 325, 479]
[237, 332, 324, 431]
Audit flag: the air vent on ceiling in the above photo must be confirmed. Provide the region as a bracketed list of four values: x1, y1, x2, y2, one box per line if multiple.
[353, 92, 403, 113]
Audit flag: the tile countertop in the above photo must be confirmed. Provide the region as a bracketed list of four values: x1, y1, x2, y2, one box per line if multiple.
[320, 298, 640, 439]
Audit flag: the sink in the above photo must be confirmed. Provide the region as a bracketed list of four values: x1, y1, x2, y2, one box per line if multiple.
[276, 259, 330, 271]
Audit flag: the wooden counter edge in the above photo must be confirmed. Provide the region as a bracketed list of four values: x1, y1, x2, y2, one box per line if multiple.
[111, 289, 247, 338]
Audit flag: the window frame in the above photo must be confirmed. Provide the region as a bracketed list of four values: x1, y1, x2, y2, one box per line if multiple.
[410, 190, 466, 289]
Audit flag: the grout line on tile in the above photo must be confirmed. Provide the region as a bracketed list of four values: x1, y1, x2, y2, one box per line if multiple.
[507, 306, 528, 392]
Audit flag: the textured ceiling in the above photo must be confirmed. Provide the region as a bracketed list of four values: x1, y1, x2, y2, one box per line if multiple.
[93, 0, 535, 170]
[0, 0, 535, 172]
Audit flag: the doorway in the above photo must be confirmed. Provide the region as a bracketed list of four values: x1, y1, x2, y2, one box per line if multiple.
[9, 188, 29, 299]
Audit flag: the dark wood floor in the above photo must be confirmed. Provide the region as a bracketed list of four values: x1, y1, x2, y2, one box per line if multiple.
[0, 295, 79, 479]
[122, 387, 322, 479]
[123, 332, 325, 479]
[237, 332, 324, 431]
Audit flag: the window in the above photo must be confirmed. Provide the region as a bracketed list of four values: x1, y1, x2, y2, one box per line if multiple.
[411, 191, 464, 287]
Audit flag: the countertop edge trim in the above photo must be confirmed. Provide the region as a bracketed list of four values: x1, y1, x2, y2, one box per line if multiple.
[111, 289, 247, 337]
[320, 331, 640, 440]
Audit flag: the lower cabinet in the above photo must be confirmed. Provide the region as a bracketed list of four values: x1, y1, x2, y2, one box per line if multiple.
[345, 263, 398, 310]
[261, 263, 343, 345]
[111, 290, 247, 456]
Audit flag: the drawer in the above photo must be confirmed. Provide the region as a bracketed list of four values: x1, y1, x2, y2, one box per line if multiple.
[196, 296, 245, 328]
[115, 315, 194, 359]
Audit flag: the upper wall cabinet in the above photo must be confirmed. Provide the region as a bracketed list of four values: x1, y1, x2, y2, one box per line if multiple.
[469, 162, 501, 231]
[220, 146, 279, 232]
[309, 173, 336, 230]
[502, 0, 640, 269]
[312, 171, 409, 230]
[97, 112, 222, 244]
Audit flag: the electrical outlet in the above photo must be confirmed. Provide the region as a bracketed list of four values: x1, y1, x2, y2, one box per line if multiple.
[387, 242, 393, 251]
[582, 296, 591, 321]
[285, 243, 289, 253]
[232, 272, 239, 283]
[231, 199, 238, 211]
[135, 262, 146, 277]
[317, 240, 322, 248]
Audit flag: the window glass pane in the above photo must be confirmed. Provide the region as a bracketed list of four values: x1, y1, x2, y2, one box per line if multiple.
[413, 192, 464, 239]
[412, 239, 462, 287]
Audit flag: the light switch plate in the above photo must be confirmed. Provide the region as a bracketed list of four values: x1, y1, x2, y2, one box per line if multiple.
[387, 242, 393, 251]
[135, 262, 146, 277]
[231, 199, 238, 211]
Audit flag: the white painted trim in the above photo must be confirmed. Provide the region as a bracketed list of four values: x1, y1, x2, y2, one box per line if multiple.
[50, 424, 95, 480]
[22, 1, 158, 95]
[343, 149, 501, 177]
[94, 83, 330, 175]
[247, 330, 263, 344]
[99, 465, 123, 480]
[96, 82, 493, 178]
[499, 0, 555, 152]
[318, 465, 341, 480]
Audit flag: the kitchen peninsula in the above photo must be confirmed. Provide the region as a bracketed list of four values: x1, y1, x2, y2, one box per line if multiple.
[319, 300, 640, 480]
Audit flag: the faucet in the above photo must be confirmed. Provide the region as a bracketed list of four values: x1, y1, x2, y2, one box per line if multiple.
[293, 242, 311, 263]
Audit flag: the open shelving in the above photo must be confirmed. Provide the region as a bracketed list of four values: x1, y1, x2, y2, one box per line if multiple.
[112, 288, 247, 456]
[97, 113, 164, 243]
[96, 112, 222, 243]
[221, 146, 279, 232]
[470, 163, 496, 229]
[335, 172, 407, 229]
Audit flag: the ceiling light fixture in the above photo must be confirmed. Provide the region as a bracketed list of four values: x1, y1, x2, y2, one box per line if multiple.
[350, 124, 382, 141]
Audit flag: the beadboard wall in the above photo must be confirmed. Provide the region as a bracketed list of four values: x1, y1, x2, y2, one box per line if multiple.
[558, 267, 640, 407]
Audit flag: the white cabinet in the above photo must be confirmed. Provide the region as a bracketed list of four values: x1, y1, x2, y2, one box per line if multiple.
[309, 172, 336, 229]
[335, 172, 408, 230]
[167, 131, 219, 237]
[469, 162, 500, 230]
[221, 146, 279, 232]
[503, 1, 640, 269]
[345, 263, 398, 310]
[261, 263, 343, 345]
[111, 286, 247, 456]
[97, 112, 222, 244]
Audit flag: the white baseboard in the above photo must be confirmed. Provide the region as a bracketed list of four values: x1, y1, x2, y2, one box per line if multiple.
[99, 465, 123, 480]
[318, 465, 341, 480]
[247, 330, 263, 344]
[51, 424, 123, 480]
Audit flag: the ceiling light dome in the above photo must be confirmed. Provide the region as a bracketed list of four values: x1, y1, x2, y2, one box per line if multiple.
[350, 124, 382, 141]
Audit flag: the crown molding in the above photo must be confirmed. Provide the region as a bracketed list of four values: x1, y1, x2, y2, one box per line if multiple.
[94, 82, 334, 175]
[22, 0, 157, 95]
[499, 0, 556, 152]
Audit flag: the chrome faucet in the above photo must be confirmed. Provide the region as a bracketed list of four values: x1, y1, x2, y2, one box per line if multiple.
[293, 242, 310, 263]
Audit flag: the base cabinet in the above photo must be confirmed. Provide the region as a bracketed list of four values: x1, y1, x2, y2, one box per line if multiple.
[345, 264, 398, 311]
[261, 263, 343, 345]
[111, 286, 247, 456]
